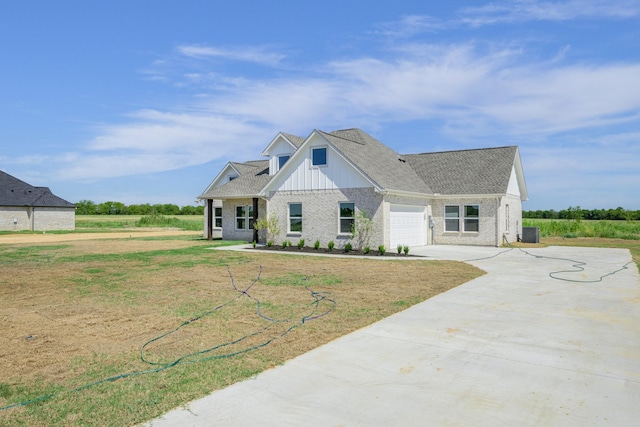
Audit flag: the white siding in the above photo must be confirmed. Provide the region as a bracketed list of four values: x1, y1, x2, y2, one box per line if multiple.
[267, 138, 295, 175]
[270, 140, 371, 192]
[506, 167, 520, 197]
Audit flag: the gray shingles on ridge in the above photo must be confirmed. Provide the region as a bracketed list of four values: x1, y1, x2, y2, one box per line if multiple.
[404, 146, 517, 195]
[0, 170, 75, 207]
[321, 129, 433, 194]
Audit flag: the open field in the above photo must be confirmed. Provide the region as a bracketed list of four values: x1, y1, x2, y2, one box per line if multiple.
[0, 234, 482, 426]
[523, 218, 640, 240]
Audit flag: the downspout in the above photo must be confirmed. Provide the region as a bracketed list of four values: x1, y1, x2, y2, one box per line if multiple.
[496, 197, 501, 247]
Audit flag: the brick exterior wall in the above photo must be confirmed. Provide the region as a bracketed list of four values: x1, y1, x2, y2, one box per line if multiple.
[0, 207, 75, 231]
[265, 188, 384, 249]
[431, 198, 500, 246]
[207, 193, 523, 248]
[219, 198, 267, 242]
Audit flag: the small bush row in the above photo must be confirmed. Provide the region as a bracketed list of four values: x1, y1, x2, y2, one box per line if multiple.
[255, 239, 413, 255]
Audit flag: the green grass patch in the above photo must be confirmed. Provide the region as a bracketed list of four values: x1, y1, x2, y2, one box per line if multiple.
[75, 214, 203, 231]
[523, 219, 640, 240]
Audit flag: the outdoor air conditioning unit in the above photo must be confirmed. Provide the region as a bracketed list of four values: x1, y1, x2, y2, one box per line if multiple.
[522, 227, 540, 244]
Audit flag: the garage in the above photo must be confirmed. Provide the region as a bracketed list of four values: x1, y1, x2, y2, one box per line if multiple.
[389, 205, 426, 248]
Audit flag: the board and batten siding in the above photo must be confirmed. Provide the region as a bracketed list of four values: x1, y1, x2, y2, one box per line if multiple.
[269, 141, 372, 192]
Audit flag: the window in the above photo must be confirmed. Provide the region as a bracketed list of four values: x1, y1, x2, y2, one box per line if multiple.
[445, 205, 460, 232]
[278, 155, 290, 169]
[505, 204, 510, 233]
[214, 207, 222, 228]
[312, 147, 327, 166]
[339, 202, 355, 234]
[235, 205, 254, 230]
[288, 203, 302, 233]
[464, 205, 479, 232]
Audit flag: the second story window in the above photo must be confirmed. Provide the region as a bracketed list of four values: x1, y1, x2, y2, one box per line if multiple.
[312, 147, 327, 166]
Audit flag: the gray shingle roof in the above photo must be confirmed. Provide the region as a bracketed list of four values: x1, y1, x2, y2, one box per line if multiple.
[280, 133, 305, 148]
[320, 129, 433, 194]
[0, 170, 75, 207]
[200, 160, 271, 198]
[404, 146, 518, 195]
[201, 129, 521, 200]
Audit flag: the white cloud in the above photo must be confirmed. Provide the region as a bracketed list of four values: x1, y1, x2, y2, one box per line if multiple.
[40, 34, 640, 197]
[176, 44, 286, 67]
[460, 0, 640, 26]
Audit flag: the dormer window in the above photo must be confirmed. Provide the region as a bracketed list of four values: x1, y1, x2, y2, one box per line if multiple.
[312, 147, 327, 167]
[278, 155, 290, 169]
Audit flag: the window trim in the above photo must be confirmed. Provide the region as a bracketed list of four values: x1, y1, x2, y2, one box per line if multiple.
[444, 205, 460, 232]
[311, 147, 327, 167]
[288, 202, 302, 234]
[278, 154, 290, 170]
[505, 204, 510, 233]
[339, 202, 355, 234]
[463, 204, 479, 233]
[235, 205, 254, 230]
[214, 207, 222, 228]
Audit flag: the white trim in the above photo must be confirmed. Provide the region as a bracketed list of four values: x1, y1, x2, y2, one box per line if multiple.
[310, 146, 328, 167]
[338, 201, 355, 235]
[288, 202, 302, 234]
[199, 163, 242, 197]
[261, 132, 299, 156]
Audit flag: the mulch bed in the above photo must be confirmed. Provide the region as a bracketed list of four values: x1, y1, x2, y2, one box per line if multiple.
[252, 244, 420, 257]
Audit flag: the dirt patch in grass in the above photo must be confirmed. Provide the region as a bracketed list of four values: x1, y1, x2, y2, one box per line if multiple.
[0, 236, 482, 426]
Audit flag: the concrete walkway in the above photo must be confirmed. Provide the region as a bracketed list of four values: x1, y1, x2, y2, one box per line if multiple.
[144, 245, 640, 426]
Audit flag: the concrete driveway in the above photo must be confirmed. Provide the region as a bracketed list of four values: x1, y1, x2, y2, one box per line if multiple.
[145, 245, 640, 426]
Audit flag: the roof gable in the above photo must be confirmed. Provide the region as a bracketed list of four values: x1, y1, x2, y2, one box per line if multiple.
[261, 132, 304, 156]
[260, 130, 375, 194]
[199, 160, 270, 199]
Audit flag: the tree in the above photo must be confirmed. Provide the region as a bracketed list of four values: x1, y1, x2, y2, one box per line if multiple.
[75, 200, 97, 215]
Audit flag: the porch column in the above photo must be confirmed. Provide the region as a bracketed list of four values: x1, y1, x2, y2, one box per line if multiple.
[252, 197, 259, 243]
[206, 199, 213, 240]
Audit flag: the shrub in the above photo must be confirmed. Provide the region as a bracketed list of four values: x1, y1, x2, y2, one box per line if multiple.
[254, 212, 281, 244]
[297, 238, 305, 249]
[282, 240, 291, 248]
[403, 245, 409, 255]
[397, 244, 403, 254]
[328, 240, 335, 251]
[378, 245, 386, 255]
[314, 239, 320, 250]
[351, 210, 375, 250]
[344, 242, 352, 252]
[252, 240, 257, 248]
[364, 246, 370, 254]
[267, 240, 273, 248]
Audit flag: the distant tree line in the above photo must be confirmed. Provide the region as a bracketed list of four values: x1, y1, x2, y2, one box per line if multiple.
[75, 200, 204, 216]
[523, 206, 639, 221]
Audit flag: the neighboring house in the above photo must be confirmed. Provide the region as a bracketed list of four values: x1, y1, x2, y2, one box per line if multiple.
[0, 170, 75, 231]
[199, 128, 527, 247]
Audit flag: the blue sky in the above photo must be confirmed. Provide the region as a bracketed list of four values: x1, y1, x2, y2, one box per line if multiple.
[1, 0, 639, 210]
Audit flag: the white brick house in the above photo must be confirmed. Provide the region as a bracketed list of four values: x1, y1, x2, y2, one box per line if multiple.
[0, 170, 75, 231]
[199, 128, 528, 247]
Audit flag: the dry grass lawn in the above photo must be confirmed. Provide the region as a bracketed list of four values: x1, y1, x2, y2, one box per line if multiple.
[0, 234, 482, 426]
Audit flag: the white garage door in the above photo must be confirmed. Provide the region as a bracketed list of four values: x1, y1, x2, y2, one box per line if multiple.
[390, 205, 426, 248]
